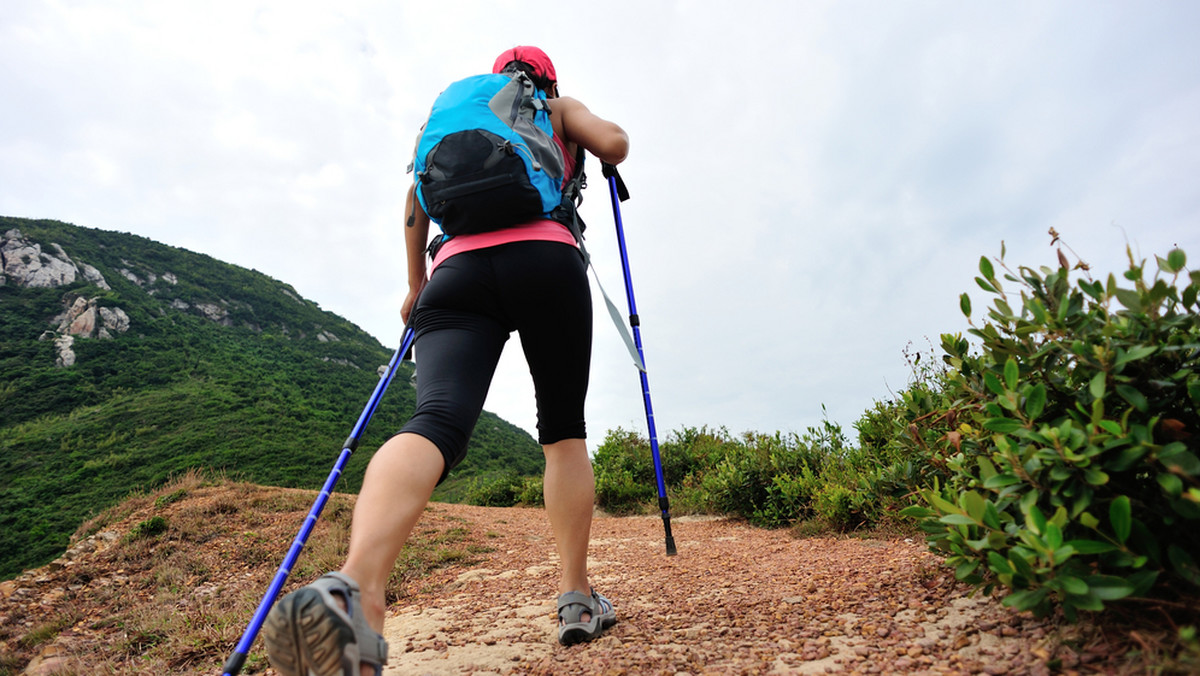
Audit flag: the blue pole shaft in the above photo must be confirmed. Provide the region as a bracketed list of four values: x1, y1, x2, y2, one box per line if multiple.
[605, 170, 676, 556]
[221, 325, 416, 676]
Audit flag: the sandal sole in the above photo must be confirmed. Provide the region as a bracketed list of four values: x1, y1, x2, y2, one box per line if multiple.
[263, 588, 356, 676]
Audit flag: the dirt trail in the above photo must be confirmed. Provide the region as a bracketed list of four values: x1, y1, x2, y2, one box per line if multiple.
[4, 487, 1121, 676]
[379, 504, 1075, 675]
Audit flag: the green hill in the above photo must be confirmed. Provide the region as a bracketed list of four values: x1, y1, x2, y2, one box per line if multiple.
[0, 216, 542, 580]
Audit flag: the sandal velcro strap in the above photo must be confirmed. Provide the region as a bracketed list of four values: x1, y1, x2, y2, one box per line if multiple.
[556, 591, 595, 620]
[316, 572, 388, 669]
[557, 588, 617, 646]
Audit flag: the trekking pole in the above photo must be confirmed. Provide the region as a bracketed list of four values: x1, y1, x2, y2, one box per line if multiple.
[602, 162, 676, 557]
[221, 324, 417, 676]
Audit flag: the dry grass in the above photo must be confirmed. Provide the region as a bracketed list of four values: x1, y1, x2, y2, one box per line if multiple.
[0, 469, 498, 675]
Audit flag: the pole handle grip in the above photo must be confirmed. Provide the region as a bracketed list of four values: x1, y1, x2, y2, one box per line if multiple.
[601, 163, 630, 202]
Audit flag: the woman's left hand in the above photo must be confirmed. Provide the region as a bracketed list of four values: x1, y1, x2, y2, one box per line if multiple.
[401, 281, 425, 324]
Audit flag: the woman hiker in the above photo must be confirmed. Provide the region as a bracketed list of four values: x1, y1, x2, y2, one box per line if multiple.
[261, 45, 630, 676]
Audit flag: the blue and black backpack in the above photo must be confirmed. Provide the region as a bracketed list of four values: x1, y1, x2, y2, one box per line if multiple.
[410, 70, 572, 236]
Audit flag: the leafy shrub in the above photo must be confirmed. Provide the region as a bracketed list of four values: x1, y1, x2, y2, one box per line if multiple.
[698, 431, 825, 527]
[594, 424, 879, 528]
[593, 429, 657, 514]
[811, 473, 883, 529]
[902, 235, 1200, 620]
[464, 471, 522, 507]
[854, 353, 960, 495]
[516, 475, 544, 507]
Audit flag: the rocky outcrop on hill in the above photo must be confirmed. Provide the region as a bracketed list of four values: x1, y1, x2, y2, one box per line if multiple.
[52, 296, 131, 339]
[41, 296, 133, 366]
[2, 221, 364, 368]
[1, 228, 109, 290]
[17, 232, 242, 331]
[2, 229, 135, 366]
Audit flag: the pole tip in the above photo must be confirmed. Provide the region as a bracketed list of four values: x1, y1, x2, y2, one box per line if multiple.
[665, 537, 677, 556]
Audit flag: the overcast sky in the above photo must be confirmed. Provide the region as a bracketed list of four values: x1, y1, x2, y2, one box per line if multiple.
[3, 1, 1198, 448]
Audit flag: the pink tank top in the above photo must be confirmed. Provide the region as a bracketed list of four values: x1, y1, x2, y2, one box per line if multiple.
[430, 135, 579, 270]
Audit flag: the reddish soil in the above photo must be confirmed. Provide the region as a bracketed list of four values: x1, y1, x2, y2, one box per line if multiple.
[1, 479, 1186, 675]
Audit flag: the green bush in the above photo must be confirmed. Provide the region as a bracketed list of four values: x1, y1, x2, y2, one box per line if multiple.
[516, 475, 544, 507]
[464, 471, 522, 507]
[902, 236, 1200, 620]
[126, 516, 169, 542]
[465, 472, 543, 507]
[697, 430, 824, 527]
[594, 424, 881, 529]
[593, 429, 657, 514]
[811, 472, 882, 529]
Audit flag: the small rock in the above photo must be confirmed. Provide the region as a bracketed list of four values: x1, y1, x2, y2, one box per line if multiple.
[23, 644, 67, 676]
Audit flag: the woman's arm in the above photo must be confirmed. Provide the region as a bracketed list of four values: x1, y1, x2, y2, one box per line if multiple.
[556, 96, 629, 165]
[402, 184, 430, 322]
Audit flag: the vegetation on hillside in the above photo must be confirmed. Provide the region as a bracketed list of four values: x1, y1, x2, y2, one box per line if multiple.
[0, 217, 541, 580]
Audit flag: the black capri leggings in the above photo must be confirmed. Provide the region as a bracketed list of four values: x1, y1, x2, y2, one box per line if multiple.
[399, 240, 592, 482]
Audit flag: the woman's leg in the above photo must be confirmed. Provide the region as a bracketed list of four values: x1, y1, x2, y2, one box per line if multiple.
[339, 432, 444, 632]
[493, 242, 597, 602]
[266, 252, 511, 675]
[541, 437, 594, 595]
[340, 253, 510, 630]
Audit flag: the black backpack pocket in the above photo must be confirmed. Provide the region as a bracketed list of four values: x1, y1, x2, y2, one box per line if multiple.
[420, 129, 545, 235]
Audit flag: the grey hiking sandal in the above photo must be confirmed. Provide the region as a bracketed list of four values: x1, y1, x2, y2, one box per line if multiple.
[262, 572, 388, 676]
[557, 589, 617, 646]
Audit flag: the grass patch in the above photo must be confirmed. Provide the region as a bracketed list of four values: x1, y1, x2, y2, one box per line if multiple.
[435, 548, 469, 565]
[17, 611, 78, 650]
[125, 515, 169, 542]
[154, 488, 189, 509]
